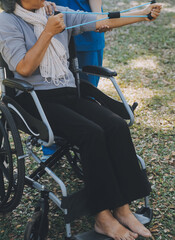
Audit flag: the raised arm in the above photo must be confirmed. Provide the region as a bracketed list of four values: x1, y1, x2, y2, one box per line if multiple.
[96, 3, 162, 30]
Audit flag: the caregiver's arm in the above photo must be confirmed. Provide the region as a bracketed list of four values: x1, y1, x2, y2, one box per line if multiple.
[16, 13, 65, 77]
[89, 0, 111, 33]
[44, 1, 57, 15]
[89, 0, 102, 12]
[96, 3, 162, 30]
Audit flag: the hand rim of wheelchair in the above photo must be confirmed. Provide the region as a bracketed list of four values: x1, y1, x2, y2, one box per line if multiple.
[0, 101, 25, 213]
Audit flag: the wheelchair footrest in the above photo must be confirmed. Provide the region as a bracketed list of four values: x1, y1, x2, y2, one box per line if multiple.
[74, 230, 113, 240]
[134, 206, 153, 226]
[62, 189, 91, 223]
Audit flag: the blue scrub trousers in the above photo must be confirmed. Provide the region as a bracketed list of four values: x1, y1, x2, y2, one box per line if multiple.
[77, 49, 103, 87]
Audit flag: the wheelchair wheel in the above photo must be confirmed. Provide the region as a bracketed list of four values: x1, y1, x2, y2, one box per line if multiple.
[24, 211, 49, 240]
[65, 146, 84, 180]
[0, 101, 25, 213]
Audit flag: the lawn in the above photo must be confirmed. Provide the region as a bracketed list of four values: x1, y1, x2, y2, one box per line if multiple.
[0, 0, 175, 239]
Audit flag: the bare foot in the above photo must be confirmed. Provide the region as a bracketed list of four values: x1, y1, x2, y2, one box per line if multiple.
[114, 204, 152, 238]
[95, 209, 138, 240]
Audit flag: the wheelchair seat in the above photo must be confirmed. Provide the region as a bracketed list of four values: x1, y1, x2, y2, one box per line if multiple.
[3, 95, 49, 140]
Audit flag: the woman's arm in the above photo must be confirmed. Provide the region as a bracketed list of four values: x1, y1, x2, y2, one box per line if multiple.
[16, 13, 65, 77]
[15, 3, 161, 77]
[89, 0, 102, 12]
[96, 3, 162, 30]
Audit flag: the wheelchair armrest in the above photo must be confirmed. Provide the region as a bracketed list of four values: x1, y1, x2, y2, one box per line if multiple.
[3, 78, 34, 92]
[82, 65, 117, 77]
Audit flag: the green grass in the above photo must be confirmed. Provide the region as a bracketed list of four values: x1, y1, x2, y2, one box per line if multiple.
[0, 1, 175, 239]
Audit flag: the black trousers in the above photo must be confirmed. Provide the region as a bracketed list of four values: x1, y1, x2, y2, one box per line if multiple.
[16, 87, 151, 214]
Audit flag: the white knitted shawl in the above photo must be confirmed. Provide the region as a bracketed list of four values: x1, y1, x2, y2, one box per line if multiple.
[14, 4, 68, 86]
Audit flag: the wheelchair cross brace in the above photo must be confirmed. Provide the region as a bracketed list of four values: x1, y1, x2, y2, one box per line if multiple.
[25, 140, 72, 238]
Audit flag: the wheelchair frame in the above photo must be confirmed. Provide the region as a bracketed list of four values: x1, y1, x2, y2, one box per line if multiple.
[0, 45, 153, 239]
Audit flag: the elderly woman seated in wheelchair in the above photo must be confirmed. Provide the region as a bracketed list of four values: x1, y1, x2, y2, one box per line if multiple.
[0, 0, 162, 239]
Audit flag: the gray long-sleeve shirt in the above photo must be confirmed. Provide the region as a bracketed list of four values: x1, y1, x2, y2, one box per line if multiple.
[0, 6, 96, 90]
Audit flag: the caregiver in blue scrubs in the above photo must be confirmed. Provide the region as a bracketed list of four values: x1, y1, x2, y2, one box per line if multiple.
[49, 0, 105, 87]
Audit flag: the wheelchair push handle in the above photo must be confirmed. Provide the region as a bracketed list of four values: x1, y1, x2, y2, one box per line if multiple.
[0, 67, 5, 81]
[0, 67, 6, 97]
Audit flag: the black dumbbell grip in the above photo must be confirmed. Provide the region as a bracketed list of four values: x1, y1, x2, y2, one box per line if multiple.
[54, 11, 61, 15]
[54, 11, 65, 32]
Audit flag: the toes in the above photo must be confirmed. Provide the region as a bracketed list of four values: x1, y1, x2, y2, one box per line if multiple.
[120, 237, 127, 240]
[123, 235, 135, 240]
[128, 237, 135, 240]
[128, 235, 137, 240]
[115, 234, 132, 240]
[124, 232, 137, 240]
[142, 229, 152, 237]
[130, 232, 138, 238]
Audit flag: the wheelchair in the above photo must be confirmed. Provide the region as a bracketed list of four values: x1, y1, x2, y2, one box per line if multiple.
[0, 37, 153, 240]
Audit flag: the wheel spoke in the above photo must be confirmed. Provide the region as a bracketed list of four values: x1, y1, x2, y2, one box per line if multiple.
[0, 161, 10, 181]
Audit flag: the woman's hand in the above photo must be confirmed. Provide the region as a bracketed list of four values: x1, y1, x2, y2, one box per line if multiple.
[143, 3, 162, 21]
[44, 13, 65, 36]
[44, 1, 57, 15]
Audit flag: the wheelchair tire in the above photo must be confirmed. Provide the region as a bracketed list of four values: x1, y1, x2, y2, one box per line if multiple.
[0, 119, 13, 207]
[24, 211, 49, 240]
[66, 146, 84, 180]
[0, 101, 25, 213]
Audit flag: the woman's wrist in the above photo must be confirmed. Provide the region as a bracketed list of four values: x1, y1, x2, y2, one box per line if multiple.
[120, 10, 146, 22]
[42, 28, 54, 39]
[140, 10, 148, 21]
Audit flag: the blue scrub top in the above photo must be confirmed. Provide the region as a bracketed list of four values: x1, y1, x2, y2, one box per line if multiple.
[51, 0, 105, 52]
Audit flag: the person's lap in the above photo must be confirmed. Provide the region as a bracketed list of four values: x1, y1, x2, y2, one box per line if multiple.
[15, 88, 125, 145]
[38, 92, 125, 145]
